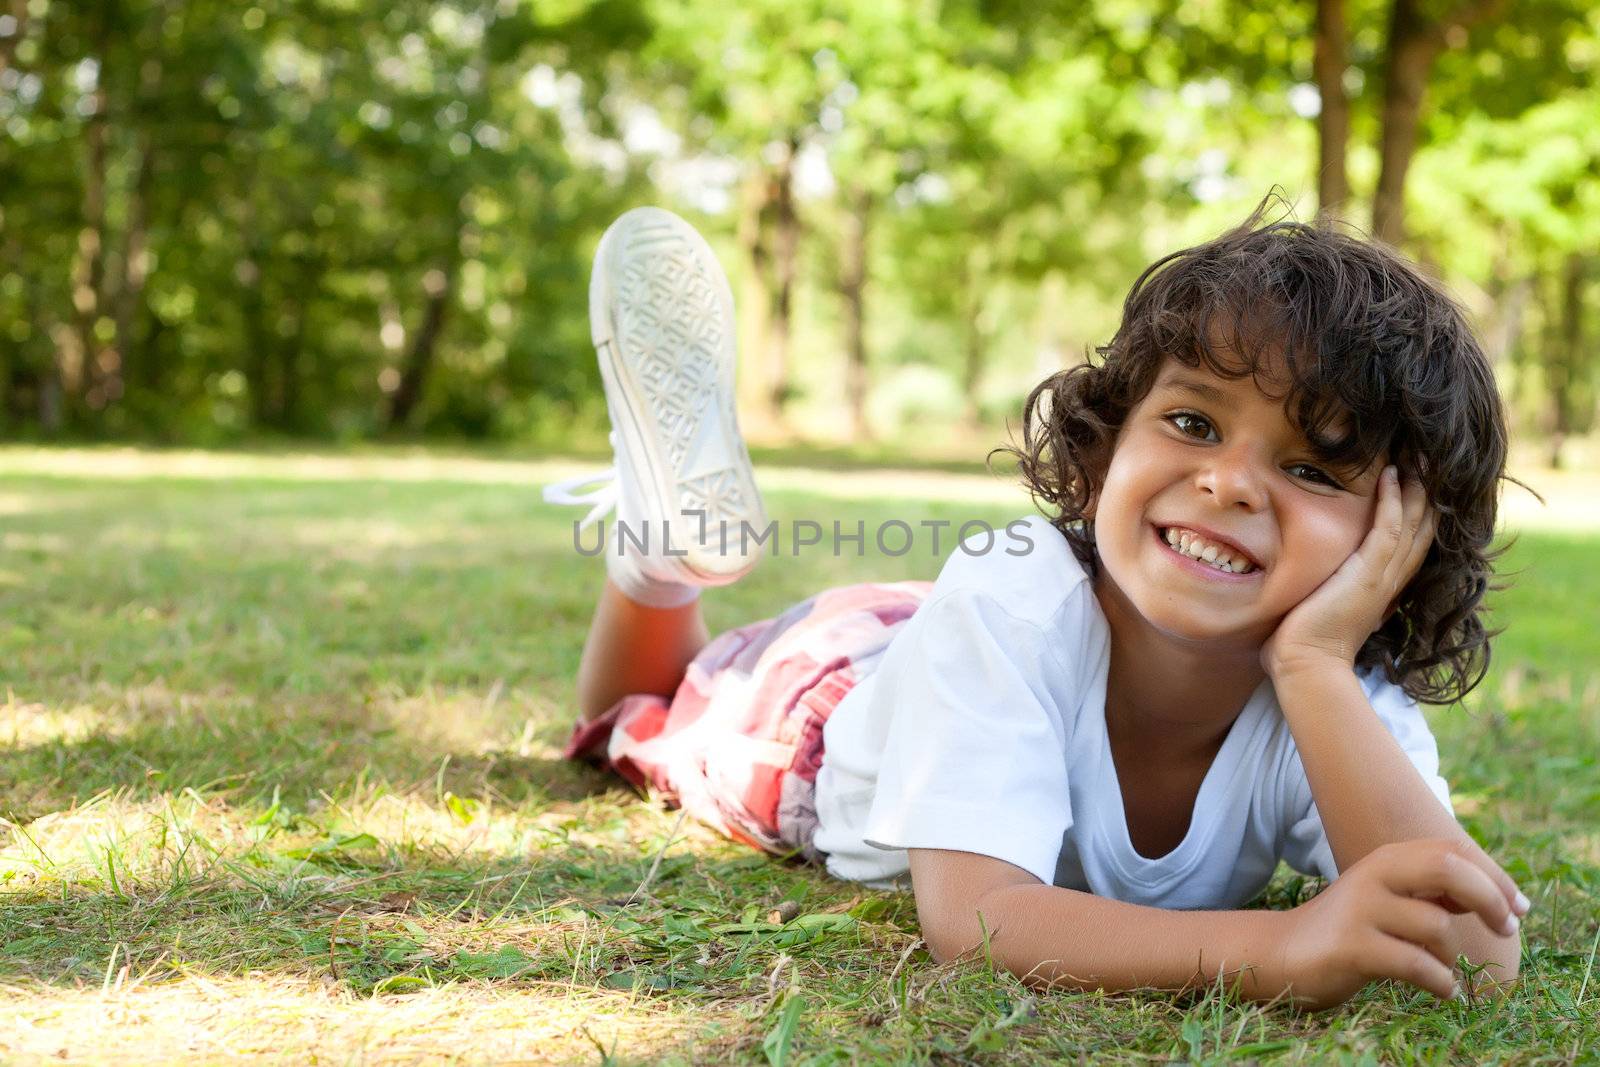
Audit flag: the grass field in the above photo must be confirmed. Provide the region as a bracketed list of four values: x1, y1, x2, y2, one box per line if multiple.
[0, 447, 1596, 1065]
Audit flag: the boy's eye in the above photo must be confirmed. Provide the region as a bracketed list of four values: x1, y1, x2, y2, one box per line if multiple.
[1287, 463, 1342, 489]
[1167, 412, 1216, 441]
[1163, 412, 1345, 489]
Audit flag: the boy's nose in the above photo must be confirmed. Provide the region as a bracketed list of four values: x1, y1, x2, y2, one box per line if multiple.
[1194, 453, 1268, 511]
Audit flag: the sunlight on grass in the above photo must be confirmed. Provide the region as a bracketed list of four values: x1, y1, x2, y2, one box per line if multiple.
[3, 697, 136, 747]
[1, 446, 1596, 1063]
[3, 443, 1597, 523]
[0, 977, 756, 1063]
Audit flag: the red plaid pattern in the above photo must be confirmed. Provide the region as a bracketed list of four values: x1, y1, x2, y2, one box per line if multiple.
[564, 580, 934, 860]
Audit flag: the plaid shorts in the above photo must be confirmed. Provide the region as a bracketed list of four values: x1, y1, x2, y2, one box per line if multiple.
[564, 580, 934, 861]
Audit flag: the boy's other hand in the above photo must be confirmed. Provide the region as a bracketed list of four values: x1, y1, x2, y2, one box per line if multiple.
[1263, 465, 1437, 680]
[1275, 838, 1528, 1008]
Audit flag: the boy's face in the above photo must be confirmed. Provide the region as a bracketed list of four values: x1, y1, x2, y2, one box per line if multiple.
[1092, 354, 1385, 651]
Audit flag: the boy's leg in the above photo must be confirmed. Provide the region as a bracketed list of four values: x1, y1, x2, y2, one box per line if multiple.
[546, 206, 767, 723]
[575, 577, 710, 722]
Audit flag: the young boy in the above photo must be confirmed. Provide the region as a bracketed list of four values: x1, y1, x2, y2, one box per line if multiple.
[545, 200, 1527, 1008]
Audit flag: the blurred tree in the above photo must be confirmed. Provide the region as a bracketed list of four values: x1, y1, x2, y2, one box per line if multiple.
[1313, 0, 1352, 215]
[0, 0, 1592, 454]
[1371, 0, 1505, 241]
[638, 0, 849, 430]
[1311, 0, 1592, 242]
[817, 1, 951, 440]
[880, 4, 1168, 428]
[1413, 87, 1600, 464]
[1548, 251, 1590, 467]
[0, 0, 650, 439]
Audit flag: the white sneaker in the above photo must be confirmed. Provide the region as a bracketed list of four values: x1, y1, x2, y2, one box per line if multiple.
[544, 207, 767, 604]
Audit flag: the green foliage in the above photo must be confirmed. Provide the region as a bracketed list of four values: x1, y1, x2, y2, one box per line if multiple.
[0, 0, 646, 439]
[0, 1, 1595, 443]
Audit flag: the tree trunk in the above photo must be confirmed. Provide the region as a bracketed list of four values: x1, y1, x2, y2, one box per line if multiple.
[0, 233, 14, 424]
[26, 262, 62, 432]
[763, 136, 801, 425]
[112, 35, 163, 397]
[1313, 0, 1351, 218]
[37, 343, 62, 433]
[962, 314, 987, 429]
[960, 250, 991, 429]
[236, 229, 274, 428]
[278, 295, 308, 431]
[139, 311, 168, 425]
[1488, 274, 1532, 372]
[0, 307, 8, 428]
[382, 16, 494, 434]
[838, 186, 872, 442]
[1548, 253, 1587, 469]
[736, 167, 772, 420]
[70, 70, 110, 416]
[233, 161, 281, 429]
[1372, 0, 1438, 244]
[112, 133, 155, 396]
[1481, 228, 1530, 371]
[1373, 0, 1504, 244]
[0, 0, 28, 76]
[241, 282, 273, 426]
[386, 259, 456, 431]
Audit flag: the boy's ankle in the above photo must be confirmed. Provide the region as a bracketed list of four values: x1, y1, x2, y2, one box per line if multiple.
[606, 553, 701, 609]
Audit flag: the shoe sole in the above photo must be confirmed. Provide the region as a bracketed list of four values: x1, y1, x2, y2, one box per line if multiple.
[590, 207, 767, 583]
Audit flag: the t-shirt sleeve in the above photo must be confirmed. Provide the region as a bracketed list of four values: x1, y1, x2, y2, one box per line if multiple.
[859, 587, 1078, 885]
[1281, 675, 1455, 880]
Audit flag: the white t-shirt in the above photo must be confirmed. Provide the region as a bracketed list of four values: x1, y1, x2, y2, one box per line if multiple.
[811, 514, 1454, 908]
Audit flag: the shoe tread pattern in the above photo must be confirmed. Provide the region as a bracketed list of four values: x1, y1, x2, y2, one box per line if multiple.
[614, 219, 759, 534]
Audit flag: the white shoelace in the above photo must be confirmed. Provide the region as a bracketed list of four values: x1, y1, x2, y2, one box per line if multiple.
[542, 469, 618, 531]
[543, 431, 625, 530]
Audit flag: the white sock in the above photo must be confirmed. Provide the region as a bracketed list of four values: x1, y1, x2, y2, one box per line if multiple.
[608, 566, 697, 607]
[605, 545, 701, 609]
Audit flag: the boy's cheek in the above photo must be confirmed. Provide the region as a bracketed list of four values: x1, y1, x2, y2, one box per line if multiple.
[1299, 508, 1372, 568]
[1273, 561, 1341, 611]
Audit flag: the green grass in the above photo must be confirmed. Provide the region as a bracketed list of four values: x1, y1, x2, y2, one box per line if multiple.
[0, 448, 1596, 1065]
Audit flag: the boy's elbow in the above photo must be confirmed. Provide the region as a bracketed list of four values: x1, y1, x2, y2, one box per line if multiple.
[908, 848, 1040, 967]
[920, 898, 997, 965]
[924, 934, 960, 966]
[918, 885, 1026, 968]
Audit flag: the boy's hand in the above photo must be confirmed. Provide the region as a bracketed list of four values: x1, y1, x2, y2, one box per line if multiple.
[1263, 465, 1437, 680]
[1273, 838, 1528, 1009]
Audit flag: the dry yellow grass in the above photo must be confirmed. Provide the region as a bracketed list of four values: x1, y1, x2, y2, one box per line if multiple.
[1, 445, 1595, 1064]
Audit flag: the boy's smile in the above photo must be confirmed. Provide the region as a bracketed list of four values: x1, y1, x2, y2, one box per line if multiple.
[1092, 355, 1383, 653]
[1151, 524, 1262, 582]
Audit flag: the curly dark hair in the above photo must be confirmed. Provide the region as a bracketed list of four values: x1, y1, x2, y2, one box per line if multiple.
[993, 194, 1513, 705]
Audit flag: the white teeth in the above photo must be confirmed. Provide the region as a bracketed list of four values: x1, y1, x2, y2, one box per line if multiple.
[1161, 527, 1254, 574]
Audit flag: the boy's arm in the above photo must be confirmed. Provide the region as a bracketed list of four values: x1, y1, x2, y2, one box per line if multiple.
[1270, 663, 1523, 983]
[909, 844, 1519, 1008]
[909, 848, 1291, 999]
[1259, 465, 1523, 986]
